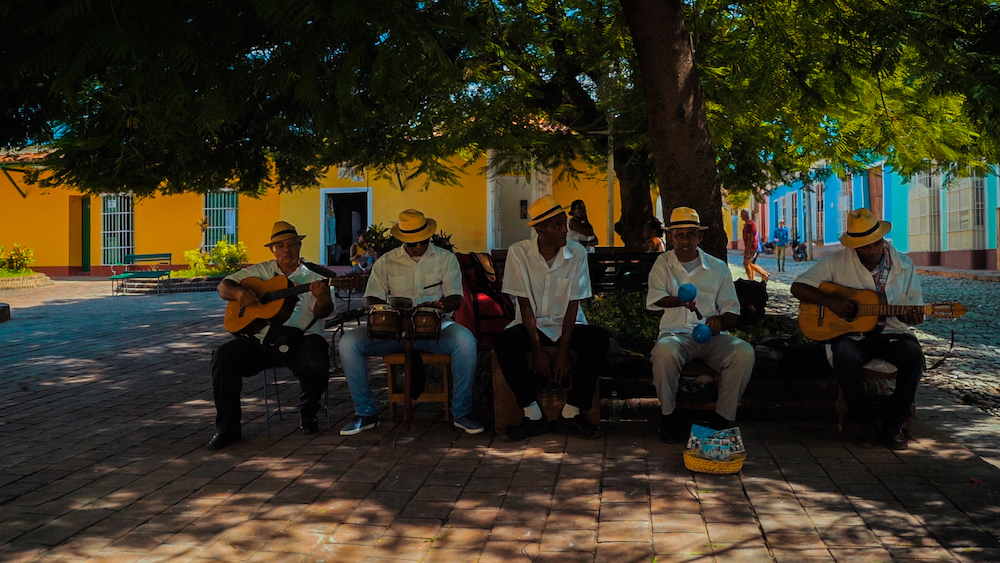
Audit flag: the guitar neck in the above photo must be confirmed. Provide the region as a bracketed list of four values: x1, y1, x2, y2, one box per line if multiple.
[856, 304, 927, 317]
[261, 283, 313, 304]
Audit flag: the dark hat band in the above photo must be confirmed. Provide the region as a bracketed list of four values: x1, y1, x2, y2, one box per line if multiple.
[531, 204, 563, 222]
[846, 222, 881, 238]
[398, 220, 429, 234]
[669, 220, 701, 228]
[270, 229, 298, 240]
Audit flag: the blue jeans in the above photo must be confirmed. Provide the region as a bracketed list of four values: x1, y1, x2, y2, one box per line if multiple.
[339, 321, 477, 417]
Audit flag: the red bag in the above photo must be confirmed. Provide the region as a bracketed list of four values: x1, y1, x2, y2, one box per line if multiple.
[455, 252, 515, 349]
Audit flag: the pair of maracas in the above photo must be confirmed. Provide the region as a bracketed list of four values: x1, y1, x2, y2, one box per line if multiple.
[677, 283, 713, 343]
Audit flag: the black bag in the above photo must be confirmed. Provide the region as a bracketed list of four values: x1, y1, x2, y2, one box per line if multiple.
[263, 325, 305, 355]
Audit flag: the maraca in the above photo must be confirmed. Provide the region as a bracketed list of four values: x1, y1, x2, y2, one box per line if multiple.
[677, 283, 697, 303]
[692, 323, 713, 343]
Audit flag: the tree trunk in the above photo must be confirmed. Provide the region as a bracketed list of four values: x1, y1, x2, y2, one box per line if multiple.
[614, 147, 653, 247]
[620, 0, 727, 260]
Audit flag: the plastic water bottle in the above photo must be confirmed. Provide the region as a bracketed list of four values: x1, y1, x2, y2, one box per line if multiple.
[609, 391, 621, 423]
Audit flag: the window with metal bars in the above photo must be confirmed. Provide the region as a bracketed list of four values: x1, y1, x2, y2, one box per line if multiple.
[908, 171, 942, 252]
[202, 191, 238, 251]
[838, 177, 854, 234]
[945, 171, 986, 250]
[101, 194, 134, 265]
[815, 184, 825, 242]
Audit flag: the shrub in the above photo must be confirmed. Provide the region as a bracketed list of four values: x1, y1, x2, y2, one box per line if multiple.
[0, 244, 35, 273]
[582, 292, 660, 355]
[179, 240, 248, 277]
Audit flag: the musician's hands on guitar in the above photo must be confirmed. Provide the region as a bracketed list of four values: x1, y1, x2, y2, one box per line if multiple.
[309, 279, 330, 298]
[824, 295, 858, 321]
[237, 285, 260, 308]
[899, 310, 925, 325]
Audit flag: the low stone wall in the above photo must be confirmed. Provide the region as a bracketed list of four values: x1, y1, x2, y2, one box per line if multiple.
[0, 273, 55, 290]
[121, 276, 223, 294]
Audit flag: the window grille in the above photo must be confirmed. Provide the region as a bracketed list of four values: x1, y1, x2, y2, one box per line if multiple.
[838, 177, 854, 234]
[790, 192, 799, 240]
[202, 191, 238, 251]
[946, 171, 986, 250]
[101, 194, 134, 265]
[815, 184, 825, 242]
[908, 171, 942, 252]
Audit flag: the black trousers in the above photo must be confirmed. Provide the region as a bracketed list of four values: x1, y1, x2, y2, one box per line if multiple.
[830, 335, 923, 431]
[493, 324, 610, 411]
[211, 334, 330, 436]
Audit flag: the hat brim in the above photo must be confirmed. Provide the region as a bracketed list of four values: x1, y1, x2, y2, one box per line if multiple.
[526, 206, 568, 227]
[391, 218, 437, 243]
[667, 223, 709, 231]
[839, 221, 891, 248]
[264, 234, 306, 247]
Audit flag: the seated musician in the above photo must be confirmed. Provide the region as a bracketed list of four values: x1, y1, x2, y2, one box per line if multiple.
[338, 209, 484, 435]
[648, 207, 755, 443]
[494, 195, 610, 441]
[791, 208, 924, 450]
[209, 221, 334, 449]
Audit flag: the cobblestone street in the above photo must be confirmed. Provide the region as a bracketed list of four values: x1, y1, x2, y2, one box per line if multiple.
[1, 274, 1000, 562]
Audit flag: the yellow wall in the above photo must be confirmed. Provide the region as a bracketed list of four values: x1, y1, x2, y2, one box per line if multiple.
[134, 193, 203, 265]
[241, 190, 283, 263]
[0, 170, 74, 268]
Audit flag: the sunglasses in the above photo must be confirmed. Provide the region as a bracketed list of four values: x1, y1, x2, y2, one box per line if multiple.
[405, 239, 430, 248]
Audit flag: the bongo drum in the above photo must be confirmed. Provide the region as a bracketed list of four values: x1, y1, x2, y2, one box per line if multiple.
[409, 307, 442, 340]
[367, 304, 401, 340]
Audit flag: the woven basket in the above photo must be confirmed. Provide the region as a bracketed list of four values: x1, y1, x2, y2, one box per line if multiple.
[683, 450, 746, 474]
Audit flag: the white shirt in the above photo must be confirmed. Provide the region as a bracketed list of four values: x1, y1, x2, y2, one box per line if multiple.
[365, 244, 463, 305]
[502, 239, 592, 340]
[226, 260, 333, 341]
[794, 241, 922, 335]
[646, 248, 741, 336]
[567, 226, 596, 253]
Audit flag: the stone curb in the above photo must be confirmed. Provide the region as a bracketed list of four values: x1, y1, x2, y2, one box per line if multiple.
[0, 273, 54, 290]
[916, 266, 1000, 282]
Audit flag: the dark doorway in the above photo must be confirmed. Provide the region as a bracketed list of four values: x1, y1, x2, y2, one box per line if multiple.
[324, 191, 368, 266]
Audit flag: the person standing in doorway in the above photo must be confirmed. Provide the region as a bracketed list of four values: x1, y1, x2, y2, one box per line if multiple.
[741, 209, 770, 282]
[772, 220, 790, 272]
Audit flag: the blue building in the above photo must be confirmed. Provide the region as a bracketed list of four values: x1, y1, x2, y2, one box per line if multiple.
[765, 166, 999, 270]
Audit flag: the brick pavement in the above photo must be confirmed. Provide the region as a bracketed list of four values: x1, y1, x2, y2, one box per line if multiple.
[1, 278, 1000, 562]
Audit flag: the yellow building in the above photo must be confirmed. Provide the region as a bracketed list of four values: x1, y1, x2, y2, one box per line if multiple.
[1, 152, 628, 276]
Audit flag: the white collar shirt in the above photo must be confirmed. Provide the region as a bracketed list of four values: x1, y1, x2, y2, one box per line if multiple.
[646, 248, 741, 336]
[794, 241, 922, 335]
[502, 239, 591, 340]
[364, 244, 463, 305]
[226, 260, 332, 342]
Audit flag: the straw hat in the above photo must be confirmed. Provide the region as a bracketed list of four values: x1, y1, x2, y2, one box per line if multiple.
[526, 195, 568, 227]
[390, 209, 438, 243]
[839, 208, 891, 248]
[667, 207, 709, 230]
[264, 221, 306, 247]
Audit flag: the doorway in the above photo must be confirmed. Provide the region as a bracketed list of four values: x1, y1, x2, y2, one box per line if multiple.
[320, 188, 371, 266]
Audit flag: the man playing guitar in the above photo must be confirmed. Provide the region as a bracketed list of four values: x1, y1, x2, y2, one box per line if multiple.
[209, 221, 334, 449]
[791, 208, 924, 450]
[338, 209, 484, 436]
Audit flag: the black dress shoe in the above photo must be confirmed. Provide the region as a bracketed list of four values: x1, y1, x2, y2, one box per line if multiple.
[659, 413, 688, 444]
[506, 417, 550, 441]
[208, 433, 241, 450]
[300, 416, 319, 435]
[881, 427, 908, 450]
[555, 413, 602, 439]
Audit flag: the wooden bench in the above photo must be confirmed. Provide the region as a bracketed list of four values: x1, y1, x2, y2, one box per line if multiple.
[384, 353, 453, 421]
[110, 253, 172, 295]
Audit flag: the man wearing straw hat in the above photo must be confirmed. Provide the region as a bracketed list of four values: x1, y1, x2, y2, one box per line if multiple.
[209, 221, 335, 449]
[338, 209, 484, 436]
[647, 207, 755, 444]
[493, 195, 610, 441]
[792, 208, 924, 450]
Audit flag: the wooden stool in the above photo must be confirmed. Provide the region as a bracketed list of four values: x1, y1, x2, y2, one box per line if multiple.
[676, 359, 722, 411]
[492, 348, 600, 434]
[384, 353, 452, 421]
[836, 361, 915, 437]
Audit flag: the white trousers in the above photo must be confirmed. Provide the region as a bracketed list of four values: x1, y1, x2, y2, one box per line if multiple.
[650, 333, 755, 420]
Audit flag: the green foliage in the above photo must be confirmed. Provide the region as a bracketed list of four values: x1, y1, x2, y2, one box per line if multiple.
[730, 315, 810, 347]
[0, 244, 35, 273]
[582, 292, 660, 355]
[178, 240, 248, 277]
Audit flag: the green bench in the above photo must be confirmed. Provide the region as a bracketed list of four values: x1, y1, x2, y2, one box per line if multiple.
[110, 253, 172, 295]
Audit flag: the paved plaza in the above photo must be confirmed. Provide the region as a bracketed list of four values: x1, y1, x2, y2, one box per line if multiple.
[1, 269, 1000, 562]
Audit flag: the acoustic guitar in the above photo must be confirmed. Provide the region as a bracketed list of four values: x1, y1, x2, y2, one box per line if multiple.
[224, 274, 364, 336]
[797, 282, 968, 341]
